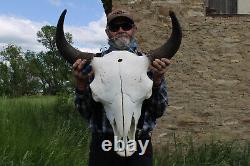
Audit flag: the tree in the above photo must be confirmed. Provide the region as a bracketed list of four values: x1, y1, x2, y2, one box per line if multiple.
[0, 45, 30, 96]
[0, 26, 75, 96]
[36, 25, 74, 95]
[0, 61, 11, 95]
[23, 51, 43, 94]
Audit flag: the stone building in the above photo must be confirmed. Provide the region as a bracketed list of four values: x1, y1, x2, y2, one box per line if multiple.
[113, 0, 250, 144]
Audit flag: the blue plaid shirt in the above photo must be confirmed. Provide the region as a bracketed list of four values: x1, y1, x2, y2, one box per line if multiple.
[75, 48, 168, 134]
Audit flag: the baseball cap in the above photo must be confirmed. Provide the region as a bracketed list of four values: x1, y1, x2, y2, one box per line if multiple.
[107, 9, 134, 25]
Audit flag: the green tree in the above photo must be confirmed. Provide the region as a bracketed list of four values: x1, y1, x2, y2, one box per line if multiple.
[23, 51, 44, 94]
[0, 25, 75, 96]
[0, 45, 29, 96]
[0, 61, 11, 95]
[36, 25, 74, 95]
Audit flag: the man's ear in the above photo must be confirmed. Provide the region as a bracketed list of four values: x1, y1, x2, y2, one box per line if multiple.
[132, 25, 137, 35]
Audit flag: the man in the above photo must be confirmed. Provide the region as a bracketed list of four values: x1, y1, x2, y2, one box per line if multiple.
[73, 10, 170, 166]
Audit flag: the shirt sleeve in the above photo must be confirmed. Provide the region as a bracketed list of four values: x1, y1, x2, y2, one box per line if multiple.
[144, 77, 168, 119]
[74, 86, 94, 120]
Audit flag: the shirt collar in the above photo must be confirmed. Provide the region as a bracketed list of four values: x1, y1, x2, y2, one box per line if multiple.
[103, 38, 138, 54]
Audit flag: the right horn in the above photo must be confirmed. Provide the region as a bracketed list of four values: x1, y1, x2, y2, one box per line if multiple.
[101, 0, 113, 16]
[149, 11, 182, 61]
[56, 9, 95, 65]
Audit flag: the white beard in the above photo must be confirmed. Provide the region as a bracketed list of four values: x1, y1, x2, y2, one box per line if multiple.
[112, 33, 131, 50]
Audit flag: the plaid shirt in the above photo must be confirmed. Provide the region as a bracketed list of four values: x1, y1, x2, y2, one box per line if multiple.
[75, 51, 168, 134]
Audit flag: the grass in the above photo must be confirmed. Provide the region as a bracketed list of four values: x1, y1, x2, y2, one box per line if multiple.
[0, 95, 90, 166]
[0, 96, 249, 166]
[153, 134, 250, 166]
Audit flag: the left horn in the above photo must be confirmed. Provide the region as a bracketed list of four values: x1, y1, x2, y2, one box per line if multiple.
[56, 9, 94, 65]
[149, 11, 182, 61]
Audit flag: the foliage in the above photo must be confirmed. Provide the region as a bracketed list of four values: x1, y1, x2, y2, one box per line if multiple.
[0, 25, 75, 96]
[0, 45, 37, 96]
[36, 25, 74, 95]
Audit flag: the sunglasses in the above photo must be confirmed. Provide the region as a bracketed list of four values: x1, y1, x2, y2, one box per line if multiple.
[108, 22, 134, 32]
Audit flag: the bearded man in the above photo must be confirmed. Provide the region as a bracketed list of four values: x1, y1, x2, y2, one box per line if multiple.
[73, 10, 170, 166]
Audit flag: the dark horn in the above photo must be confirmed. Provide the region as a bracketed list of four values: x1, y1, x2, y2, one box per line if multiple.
[149, 11, 182, 61]
[101, 0, 113, 16]
[56, 9, 94, 65]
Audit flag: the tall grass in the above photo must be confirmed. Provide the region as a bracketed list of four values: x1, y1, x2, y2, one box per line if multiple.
[0, 95, 89, 166]
[154, 134, 250, 166]
[1, 96, 250, 166]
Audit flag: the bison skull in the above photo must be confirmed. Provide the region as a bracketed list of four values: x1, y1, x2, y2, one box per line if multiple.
[90, 51, 152, 157]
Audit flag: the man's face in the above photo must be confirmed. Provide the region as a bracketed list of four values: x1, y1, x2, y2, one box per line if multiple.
[106, 17, 137, 49]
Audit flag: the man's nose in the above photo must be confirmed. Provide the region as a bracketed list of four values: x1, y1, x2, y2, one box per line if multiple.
[117, 27, 125, 32]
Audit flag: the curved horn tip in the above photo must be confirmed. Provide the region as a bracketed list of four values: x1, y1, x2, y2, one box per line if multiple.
[62, 9, 67, 16]
[58, 9, 67, 21]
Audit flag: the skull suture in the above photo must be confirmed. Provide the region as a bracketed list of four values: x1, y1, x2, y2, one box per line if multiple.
[90, 51, 153, 157]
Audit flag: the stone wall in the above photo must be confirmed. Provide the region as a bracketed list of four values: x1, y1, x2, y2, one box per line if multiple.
[114, 0, 250, 144]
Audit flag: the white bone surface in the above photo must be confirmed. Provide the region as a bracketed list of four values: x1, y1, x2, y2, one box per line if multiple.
[90, 51, 153, 157]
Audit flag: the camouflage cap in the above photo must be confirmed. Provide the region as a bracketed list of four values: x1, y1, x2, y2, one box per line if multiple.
[107, 9, 134, 25]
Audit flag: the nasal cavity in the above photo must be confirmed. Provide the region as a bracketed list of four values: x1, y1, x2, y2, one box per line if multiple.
[118, 59, 123, 62]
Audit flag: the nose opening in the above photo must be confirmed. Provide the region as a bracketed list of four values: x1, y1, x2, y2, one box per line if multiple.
[128, 114, 136, 140]
[118, 137, 123, 150]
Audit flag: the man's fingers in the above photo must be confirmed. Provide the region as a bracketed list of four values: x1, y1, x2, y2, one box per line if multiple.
[73, 59, 81, 71]
[73, 59, 87, 72]
[73, 59, 85, 79]
[73, 60, 80, 69]
[161, 58, 171, 66]
[152, 60, 163, 70]
[152, 58, 171, 70]
[155, 59, 166, 68]
[78, 59, 87, 71]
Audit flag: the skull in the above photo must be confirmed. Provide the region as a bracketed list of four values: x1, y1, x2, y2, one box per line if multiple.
[90, 51, 153, 157]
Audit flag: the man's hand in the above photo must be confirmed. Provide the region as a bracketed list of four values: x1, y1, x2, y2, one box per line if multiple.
[73, 59, 94, 91]
[150, 58, 171, 87]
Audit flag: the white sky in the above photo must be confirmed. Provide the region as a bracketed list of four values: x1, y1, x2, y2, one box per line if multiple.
[0, 0, 108, 53]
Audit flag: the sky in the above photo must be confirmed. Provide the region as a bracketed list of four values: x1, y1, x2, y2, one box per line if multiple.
[0, 0, 108, 53]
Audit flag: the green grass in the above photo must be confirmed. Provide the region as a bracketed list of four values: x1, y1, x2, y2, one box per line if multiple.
[153, 134, 250, 166]
[0, 95, 90, 166]
[0, 96, 249, 166]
